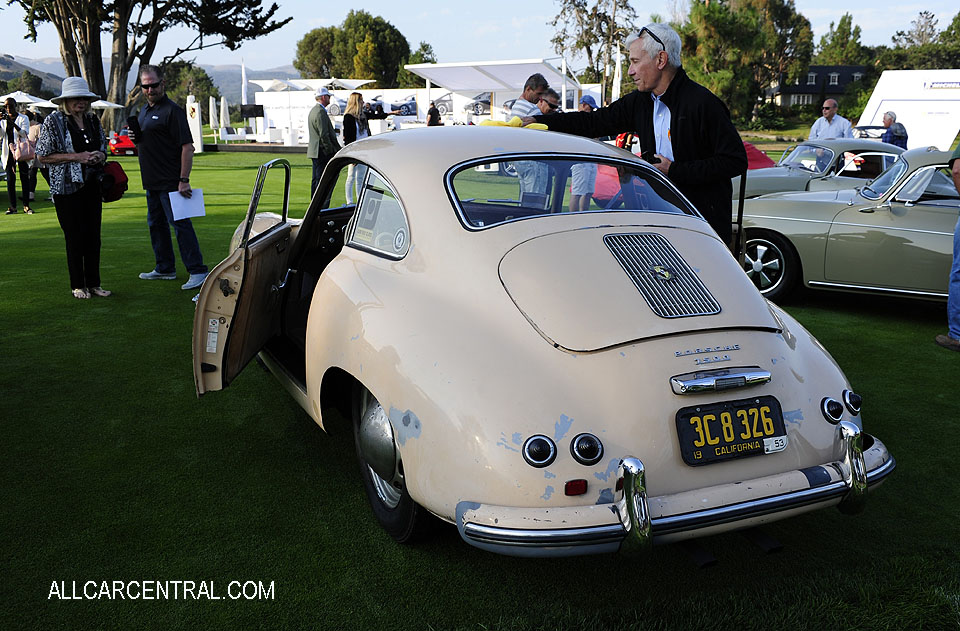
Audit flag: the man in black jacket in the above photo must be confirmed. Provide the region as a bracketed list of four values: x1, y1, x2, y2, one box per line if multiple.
[524, 23, 746, 246]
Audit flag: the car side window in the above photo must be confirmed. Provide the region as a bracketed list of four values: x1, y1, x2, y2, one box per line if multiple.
[347, 170, 410, 258]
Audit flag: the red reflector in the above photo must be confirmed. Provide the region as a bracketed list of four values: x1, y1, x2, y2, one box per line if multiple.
[616, 477, 624, 492]
[564, 479, 588, 496]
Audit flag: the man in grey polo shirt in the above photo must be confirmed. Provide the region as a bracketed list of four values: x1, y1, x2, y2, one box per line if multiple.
[132, 64, 208, 291]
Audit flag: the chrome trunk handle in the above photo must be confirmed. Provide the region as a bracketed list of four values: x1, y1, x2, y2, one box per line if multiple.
[670, 366, 771, 395]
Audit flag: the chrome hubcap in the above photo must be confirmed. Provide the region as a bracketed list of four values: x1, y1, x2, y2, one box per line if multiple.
[359, 390, 404, 510]
[744, 241, 783, 292]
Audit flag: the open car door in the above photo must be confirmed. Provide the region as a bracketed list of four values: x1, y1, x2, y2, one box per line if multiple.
[192, 159, 293, 395]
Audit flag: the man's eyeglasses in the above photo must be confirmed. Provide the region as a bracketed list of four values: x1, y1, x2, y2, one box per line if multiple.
[639, 26, 666, 51]
[141, 81, 162, 90]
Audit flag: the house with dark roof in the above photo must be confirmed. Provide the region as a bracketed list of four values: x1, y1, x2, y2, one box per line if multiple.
[769, 65, 867, 108]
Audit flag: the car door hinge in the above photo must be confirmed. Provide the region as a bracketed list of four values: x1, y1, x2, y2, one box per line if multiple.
[219, 278, 236, 297]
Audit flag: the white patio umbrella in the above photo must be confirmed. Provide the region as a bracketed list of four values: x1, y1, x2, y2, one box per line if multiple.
[29, 99, 58, 109]
[220, 96, 230, 128]
[209, 96, 219, 130]
[91, 99, 124, 109]
[0, 90, 42, 104]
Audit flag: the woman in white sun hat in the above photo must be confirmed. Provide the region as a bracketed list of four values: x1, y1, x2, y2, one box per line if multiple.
[37, 76, 111, 299]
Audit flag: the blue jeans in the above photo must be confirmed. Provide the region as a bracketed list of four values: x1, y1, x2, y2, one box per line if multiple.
[949, 215, 960, 339]
[145, 189, 207, 275]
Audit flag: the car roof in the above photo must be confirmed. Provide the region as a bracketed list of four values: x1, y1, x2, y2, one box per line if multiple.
[335, 126, 641, 180]
[799, 138, 904, 152]
[899, 146, 955, 166]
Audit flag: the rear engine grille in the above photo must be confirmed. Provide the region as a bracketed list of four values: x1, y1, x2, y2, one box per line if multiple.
[604, 232, 720, 318]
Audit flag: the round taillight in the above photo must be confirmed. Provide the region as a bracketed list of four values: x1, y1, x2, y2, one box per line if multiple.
[843, 390, 862, 415]
[522, 435, 556, 468]
[821, 397, 844, 424]
[570, 433, 604, 466]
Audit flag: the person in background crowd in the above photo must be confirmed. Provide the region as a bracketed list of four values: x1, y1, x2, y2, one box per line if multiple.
[809, 99, 852, 140]
[308, 87, 339, 196]
[881, 111, 908, 149]
[578, 94, 598, 113]
[525, 24, 746, 245]
[427, 101, 441, 126]
[568, 95, 600, 213]
[2, 97, 31, 214]
[36, 77, 110, 299]
[26, 111, 43, 204]
[342, 91, 398, 203]
[509, 73, 549, 119]
[537, 88, 561, 115]
[935, 144, 960, 353]
[132, 64, 208, 291]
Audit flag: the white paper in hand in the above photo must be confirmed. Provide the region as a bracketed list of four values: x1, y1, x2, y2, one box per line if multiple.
[169, 188, 205, 221]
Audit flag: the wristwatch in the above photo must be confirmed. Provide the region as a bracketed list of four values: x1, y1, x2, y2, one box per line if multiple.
[179, 177, 190, 183]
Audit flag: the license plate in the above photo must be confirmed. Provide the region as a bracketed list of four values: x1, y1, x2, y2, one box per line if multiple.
[676, 396, 787, 466]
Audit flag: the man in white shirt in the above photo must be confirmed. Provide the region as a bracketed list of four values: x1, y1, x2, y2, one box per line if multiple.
[809, 99, 852, 140]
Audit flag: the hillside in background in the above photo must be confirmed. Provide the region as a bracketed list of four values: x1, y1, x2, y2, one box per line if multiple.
[5, 54, 299, 104]
[0, 54, 64, 94]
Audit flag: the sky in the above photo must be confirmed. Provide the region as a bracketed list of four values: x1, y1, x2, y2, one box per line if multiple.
[2, 0, 958, 71]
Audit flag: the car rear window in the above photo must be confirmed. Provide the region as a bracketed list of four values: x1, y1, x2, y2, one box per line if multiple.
[448, 157, 697, 229]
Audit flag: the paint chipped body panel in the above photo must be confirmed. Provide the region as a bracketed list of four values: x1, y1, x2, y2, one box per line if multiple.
[192, 127, 894, 556]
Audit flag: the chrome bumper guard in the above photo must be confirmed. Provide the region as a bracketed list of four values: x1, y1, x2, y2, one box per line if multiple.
[458, 432, 894, 557]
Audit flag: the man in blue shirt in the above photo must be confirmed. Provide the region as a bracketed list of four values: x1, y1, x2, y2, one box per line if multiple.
[132, 64, 208, 291]
[809, 99, 852, 140]
[880, 111, 908, 149]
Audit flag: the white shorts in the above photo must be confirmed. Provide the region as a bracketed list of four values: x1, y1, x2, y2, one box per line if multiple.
[571, 162, 598, 196]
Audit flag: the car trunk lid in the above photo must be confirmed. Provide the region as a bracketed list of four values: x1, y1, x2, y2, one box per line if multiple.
[498, 224, 779, 352]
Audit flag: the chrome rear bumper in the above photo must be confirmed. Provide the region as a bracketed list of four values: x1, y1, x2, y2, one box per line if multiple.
[457, 426, 894, 557]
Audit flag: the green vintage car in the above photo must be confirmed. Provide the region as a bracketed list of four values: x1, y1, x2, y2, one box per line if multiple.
[740, 147, 959, 301]
[733, 139, 904, 198]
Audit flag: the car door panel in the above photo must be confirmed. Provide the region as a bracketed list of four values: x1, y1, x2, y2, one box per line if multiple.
[824, 202, 952, 293]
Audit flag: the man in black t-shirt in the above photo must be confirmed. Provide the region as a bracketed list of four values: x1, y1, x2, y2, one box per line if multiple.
[132, 64, 208, 291]
[426, 101, 441, 126]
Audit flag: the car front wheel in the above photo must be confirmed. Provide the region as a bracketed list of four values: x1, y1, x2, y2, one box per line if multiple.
[742, 231, 799, 302]
[474, 103, 484, 116]
[352, 384, 428, 542]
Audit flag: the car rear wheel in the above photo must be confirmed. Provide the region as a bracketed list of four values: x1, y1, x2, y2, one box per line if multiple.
[328, 104, 340, 116]
[743, 231, 799, 302]
[437, 103, 448, 115]
[352, 384, 428, 542]
[474, 103, 484, 116]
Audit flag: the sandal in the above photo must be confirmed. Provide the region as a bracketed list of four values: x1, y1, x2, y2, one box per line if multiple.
[23, 206, 33, 215]
[72, 288, 91, 299]
[89, 286, 112, 297]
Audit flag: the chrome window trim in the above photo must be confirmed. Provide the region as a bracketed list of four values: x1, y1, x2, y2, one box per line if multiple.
[892, 164, 940, 203]
[445, 153, 703, 232]
[860, 158, 909, 200]
[345, 166, 411, 261]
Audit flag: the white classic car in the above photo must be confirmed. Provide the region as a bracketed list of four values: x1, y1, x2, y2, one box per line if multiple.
[192, 127, 894, 556]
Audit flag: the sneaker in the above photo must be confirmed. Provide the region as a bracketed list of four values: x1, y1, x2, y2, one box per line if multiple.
[181, 272, 208, 290]
[139, 269, 177, 280]
[23, 207, 33, 214]
[935, 334, 960, 352]
[5, 208, 17, 215]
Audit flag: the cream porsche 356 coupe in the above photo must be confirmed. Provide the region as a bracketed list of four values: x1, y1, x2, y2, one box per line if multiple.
[192, 127, 894, 556]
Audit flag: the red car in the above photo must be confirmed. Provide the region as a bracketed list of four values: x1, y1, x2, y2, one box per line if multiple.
[109, 130, 137, 156]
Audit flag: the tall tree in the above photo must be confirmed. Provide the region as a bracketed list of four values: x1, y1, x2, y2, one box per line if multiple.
[736, 0, 812, 92]
[11, 0, 290, 129]
[813, 13, 870, 65]
[293, 26, 339, 79]
[681, 0, 764, 119]
[550, 0, 636, 101]
[940, 11, 960, 46]
[330, 10, 409, 88]
[893, 11, 939, 48]
[396, 42, 437, 89]
[353, 34, 384, 88]
[159, 61, 221, 118]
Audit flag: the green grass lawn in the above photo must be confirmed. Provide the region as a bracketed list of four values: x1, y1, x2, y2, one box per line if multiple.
[3, 151, 958, 630]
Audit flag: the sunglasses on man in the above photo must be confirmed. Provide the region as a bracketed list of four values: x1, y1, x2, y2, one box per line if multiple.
[639, 26, 666, 51]
[141, 81, 162, 90]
